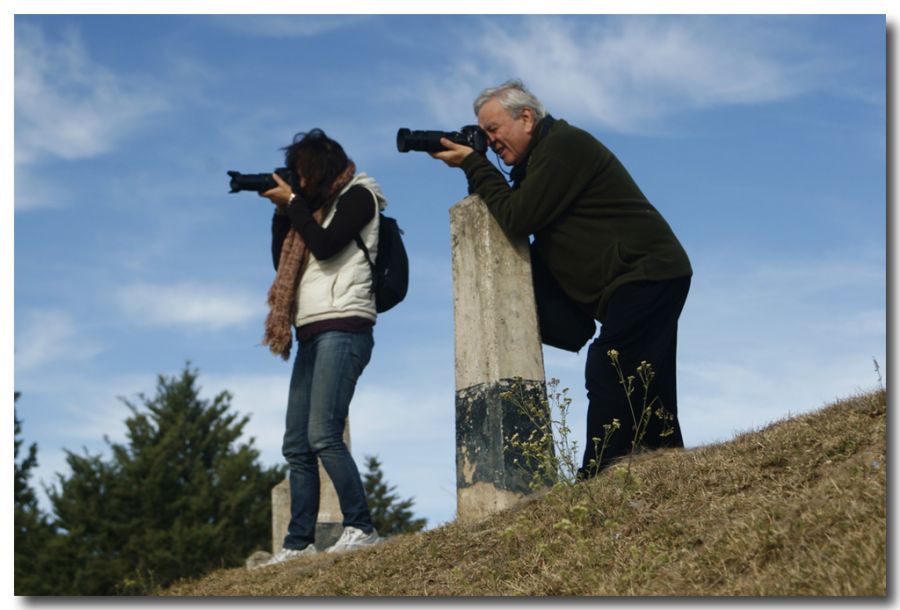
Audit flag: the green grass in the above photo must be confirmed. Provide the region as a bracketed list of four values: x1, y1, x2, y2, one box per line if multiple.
[166, 388, 886, 596]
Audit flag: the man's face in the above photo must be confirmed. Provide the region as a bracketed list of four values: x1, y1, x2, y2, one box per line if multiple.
[477, 98, 536, 166]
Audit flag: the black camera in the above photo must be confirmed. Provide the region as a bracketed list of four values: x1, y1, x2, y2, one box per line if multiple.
[227, 167, 296, 193]
[396, 125, 487, 154]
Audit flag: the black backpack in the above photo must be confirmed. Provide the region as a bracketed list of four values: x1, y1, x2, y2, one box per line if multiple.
[355, 214, 409, 313]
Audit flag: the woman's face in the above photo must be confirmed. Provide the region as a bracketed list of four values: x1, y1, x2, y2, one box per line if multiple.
[294, 165, 330, 208]
[290, 166, 310, 196]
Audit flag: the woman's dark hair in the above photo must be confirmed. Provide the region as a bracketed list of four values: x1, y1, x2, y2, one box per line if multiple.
[282, 129, 349, 206]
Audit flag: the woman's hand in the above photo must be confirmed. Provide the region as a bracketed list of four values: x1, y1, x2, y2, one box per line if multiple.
[260, 172, 295, 210]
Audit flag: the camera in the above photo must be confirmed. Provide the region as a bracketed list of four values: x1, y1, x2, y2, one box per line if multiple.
[396, 125, 487, 154]
[227, 167, 296, 193]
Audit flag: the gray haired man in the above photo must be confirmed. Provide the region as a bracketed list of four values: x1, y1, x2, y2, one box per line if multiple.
[431, 80, 693, 475]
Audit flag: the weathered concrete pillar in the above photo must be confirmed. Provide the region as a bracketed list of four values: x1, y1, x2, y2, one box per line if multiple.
[272, 422, 350, 552]
[271, 480, 289, 553]
[450, 194, 549, 522]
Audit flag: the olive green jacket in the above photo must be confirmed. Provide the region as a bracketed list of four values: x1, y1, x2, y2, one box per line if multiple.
[461, 117, 692, 322]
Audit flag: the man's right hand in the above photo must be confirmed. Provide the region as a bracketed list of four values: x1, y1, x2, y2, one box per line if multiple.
[430, 138, 474, 168]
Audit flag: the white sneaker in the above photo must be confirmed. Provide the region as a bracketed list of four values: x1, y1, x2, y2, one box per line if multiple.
[261, 544, 317, 567]
[326, 526, 380, 553]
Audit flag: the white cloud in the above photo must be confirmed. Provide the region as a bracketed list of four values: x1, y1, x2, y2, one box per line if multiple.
[678, 350, 881, 448]
[208, 15, 373, 38]
[14, 23, 168, 167]
[15, 309, 103, 372]
[742, 258, 885, 300]
[204, 371, 288, 437]
[419, 61, 495, 127]
[420, 16, 834, 132]
[13, 169, 67, 212]
[671, 251, 884, 443]
[115, 282, 263, 331]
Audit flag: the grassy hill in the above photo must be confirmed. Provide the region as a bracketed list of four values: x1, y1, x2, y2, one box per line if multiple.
[167, 388, 886, 596]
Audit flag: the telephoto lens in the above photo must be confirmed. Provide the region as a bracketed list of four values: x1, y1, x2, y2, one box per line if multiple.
[227, 171, 277, 193]
[396, 128, 412, 152]
[227, 168, 294, 193]
[396, 128, 448, 153]
[396, 126, 488, 154]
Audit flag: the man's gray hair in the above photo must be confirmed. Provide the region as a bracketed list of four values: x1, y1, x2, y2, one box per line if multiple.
[473, 79, 547, 121]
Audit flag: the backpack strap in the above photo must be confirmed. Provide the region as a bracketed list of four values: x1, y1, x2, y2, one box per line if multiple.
[354, 193, 379, 273]
[354, 235, 375, 269]
[354, 235, 376, 294]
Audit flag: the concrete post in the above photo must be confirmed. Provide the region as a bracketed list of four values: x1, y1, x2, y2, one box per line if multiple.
[450, 194, 549, 522]
[271, 422, 350, 553]
[271, 479, 289, 553]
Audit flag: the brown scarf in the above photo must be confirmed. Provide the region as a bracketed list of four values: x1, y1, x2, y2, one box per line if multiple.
[263, 161, 356, 360]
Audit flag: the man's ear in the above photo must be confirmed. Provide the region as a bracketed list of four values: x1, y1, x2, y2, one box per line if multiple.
[522, 107, 537, 135]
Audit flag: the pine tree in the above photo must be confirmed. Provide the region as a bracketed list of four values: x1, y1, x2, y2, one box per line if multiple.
[46, 365, 285, 594]
[14, 393, 60, 595]
[362, 455, 427, 536]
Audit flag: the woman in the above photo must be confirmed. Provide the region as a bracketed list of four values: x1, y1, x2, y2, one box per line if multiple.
[259, 129, 385, 564]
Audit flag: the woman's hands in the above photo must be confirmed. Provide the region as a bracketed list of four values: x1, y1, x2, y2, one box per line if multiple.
[260, 172, 297, 211]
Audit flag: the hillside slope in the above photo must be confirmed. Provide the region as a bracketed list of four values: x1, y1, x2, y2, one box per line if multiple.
[168, 388, 886, 596]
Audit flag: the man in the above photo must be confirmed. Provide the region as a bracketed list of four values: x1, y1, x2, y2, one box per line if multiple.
[431, 79, 692, 475]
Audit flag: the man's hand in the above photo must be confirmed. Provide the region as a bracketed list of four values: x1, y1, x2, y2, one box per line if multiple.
[429, 138, 474, 168]
[259, 172, 294, 210]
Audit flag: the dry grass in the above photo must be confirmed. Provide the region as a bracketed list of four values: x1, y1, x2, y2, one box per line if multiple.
[166, 388, 886, 597]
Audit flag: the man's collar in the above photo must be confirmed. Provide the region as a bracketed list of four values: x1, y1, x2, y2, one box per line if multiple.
[510, 114, 555, 186]
[523, 114, 556, 158]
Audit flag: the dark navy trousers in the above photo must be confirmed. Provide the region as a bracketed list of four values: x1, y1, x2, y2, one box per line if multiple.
[580, 276, 691, 475]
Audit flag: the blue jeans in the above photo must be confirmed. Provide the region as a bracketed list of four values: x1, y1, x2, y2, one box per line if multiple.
[281, 329, 375, 550]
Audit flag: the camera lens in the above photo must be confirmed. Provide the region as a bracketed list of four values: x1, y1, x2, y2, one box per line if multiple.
[396, 128, 412, 153]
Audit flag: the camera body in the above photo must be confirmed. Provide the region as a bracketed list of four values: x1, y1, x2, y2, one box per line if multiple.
[227, 167, 296, 193]
[396, 125, 488, 154]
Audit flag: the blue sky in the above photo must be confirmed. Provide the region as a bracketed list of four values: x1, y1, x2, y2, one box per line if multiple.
[9, 11, 889, 533]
